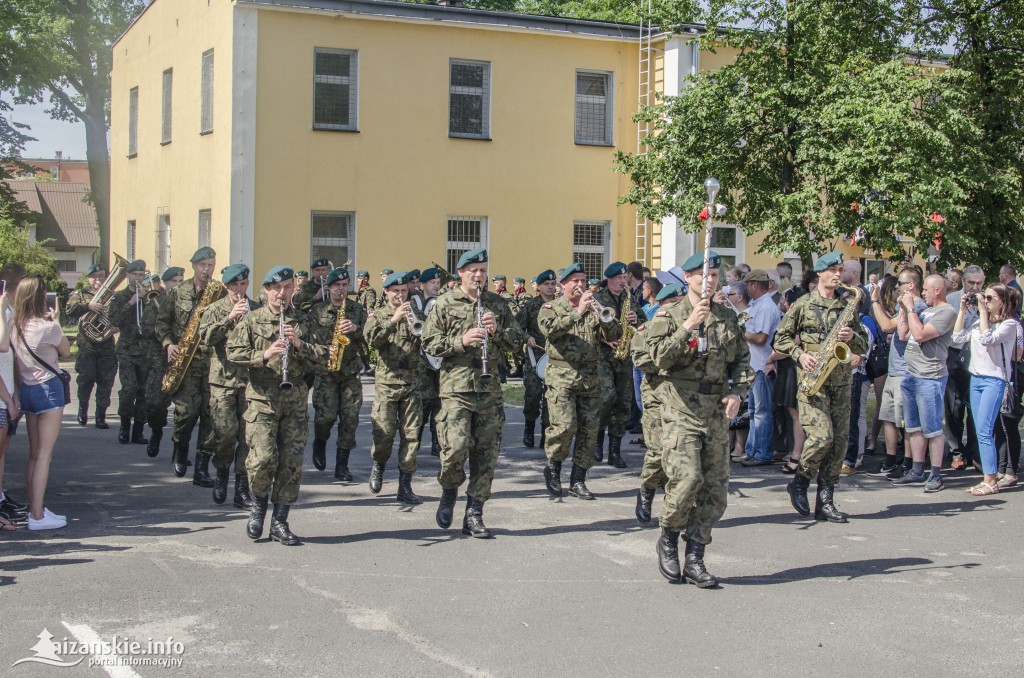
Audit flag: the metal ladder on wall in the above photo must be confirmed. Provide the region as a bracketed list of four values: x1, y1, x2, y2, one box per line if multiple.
[634, 0, 653, 267]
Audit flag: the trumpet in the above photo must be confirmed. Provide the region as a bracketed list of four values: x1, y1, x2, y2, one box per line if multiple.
[318, 260, 335, 301]
[406, 304, 424, 336]
[590, 299, 617, 324]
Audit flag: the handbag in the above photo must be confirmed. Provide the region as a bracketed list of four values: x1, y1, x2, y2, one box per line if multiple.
[999, 341, 1022, 418]
[14, 325, 72, 405]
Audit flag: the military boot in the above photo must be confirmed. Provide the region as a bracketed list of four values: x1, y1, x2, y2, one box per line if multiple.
[683, 540, 719, 588]
[118, 417, 131, 444]
[462, 496, 492, 539]
[269, 503, 301, 546]
[436, 488, 458, 529]
[147, 427, 163, 458]
[192, 453, 215, 488]
[77, 401, 88, 426]
[607, 436, 627, 468]
[657, 528, 683, 582]
[369, 461, 385, 494]
[397, 471, 422, 505]
[543, 459, 562, 496]
[172, 442, 190, 478]
[233, 473, 255, 509]
[568, 464, 595, 500]
[334, 449, 353, 482]
[247, 495, 269, 540]
[539, 425, 546, 449]
[814, 483, 849, 523]
[95, 408, 109, 430]
[523, 420, 536, 448]
[787, 474, 811, 516]
[430, 416, 441, 456]
[635, 486, 656, 525]
[212, 466, 230, 504]
[594, 427, 605, 463]
[131, 420, 148, 444]
[312, 438, 327, 471]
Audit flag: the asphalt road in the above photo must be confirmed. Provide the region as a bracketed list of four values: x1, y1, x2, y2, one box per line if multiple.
[2, 379, 1022, 677]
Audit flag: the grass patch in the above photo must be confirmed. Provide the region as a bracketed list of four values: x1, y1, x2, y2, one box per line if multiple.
[502, 383, 524, 406]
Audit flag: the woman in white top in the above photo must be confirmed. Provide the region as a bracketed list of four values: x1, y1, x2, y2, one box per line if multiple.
[952, 283, 1020, 496]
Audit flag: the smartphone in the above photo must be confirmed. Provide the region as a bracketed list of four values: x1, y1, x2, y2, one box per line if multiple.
[1, 279, 6, 296]
[46, 292, 57, 310]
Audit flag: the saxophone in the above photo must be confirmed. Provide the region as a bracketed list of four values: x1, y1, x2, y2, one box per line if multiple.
[161, 279, 225, 395]
[612, 291, 635, 360]
[326, 299, 351, 372]
[798, 283, 862, 398]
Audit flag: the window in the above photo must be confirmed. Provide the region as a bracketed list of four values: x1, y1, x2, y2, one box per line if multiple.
[54, 260, 77, 273]
[575, 71, 613, 146]
[198, 209, 212, 248]
[127, 220, 137, 260]
[313, 48, 358, 131]
[708, 224, 742, 268]
[572, 221, 610, 281]
[310, 211, 355, 266]
[156, 212, 171, 271]
[449, 59, 490, 139]
[161, 69, 173, 144]
[446, 216, 488, 272]
[200, 49, 214, 134]
[128, 87, 139, 156]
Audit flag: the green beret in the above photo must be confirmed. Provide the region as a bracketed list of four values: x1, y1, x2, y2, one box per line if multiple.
[221, 264, 249, 284]
[161, 267, 184, 281]
[296, 270, 309, 277]
[656, 283, 686, 302]
[262, 266, 294, 285]
[380, 268, 394, 276]
[513, 277, 525, 283]
[310, 258, 331, 269]
[604, 262, 627, 278]
[85, 264, 104, 276]
[457, 248, 488, 269]
[191, 246, 216, 263]
[814, 252, 844, 272]
[492, 274, 506, 281]
[126, 259, 146, 273]
[681, 251, 721, 272]
[326, 267, 350, 285]
[535, 269, 555, 284]
[559, 262, 585, 283]
[383, 271, 406, 288]
[356, 270, 369, 277]
[405, 269, 421, 283]
[419, 267, 441, 283]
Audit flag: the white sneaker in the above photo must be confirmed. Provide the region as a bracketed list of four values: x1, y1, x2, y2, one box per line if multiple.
[28, 512, 67, 531]
[43, 507, 65, 521]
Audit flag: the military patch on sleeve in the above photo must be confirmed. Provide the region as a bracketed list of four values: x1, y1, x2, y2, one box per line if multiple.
[543, 304, 552, 309]
[656, 311, 669, 317]
[368, 313, 375, 317]
[636, 324, 645, 332]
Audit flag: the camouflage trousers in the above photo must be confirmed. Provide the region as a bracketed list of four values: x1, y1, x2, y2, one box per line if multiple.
[796, 380, 851, 486]
[599, 357, 633, 438]
[639, 381, 667, 491]
[116, 353, 149, 421]
[313, 374, 363, 451]
[210, 384, 249, 471]
[76, 349, 117, 410]
[523, 351, 547, 425]
[244, 394, 309, 505]
[436, 390, 504, 502]
[145, 356, 170, 429]
[170, 363, 215, 454]
[659, 389, 730, 545]
[543, 367, 603, 470]
[371, 382, 423, 473]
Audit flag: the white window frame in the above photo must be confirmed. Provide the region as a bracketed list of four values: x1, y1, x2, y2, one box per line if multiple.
[198, 209, 212, 249]
[128, 87, 139, 157]
[126, 220, 137, 261]
[448, 59, 491, 140]
[200, 49, 214, 134]
[446, 216, 489, 272]
[705, 223, 744, 268]
[156, 211, 171, 272]
[161, 68, 173, 144]
[312, 47, 358, 131]
[310, 211, 356, 266]
[572, 221, 611, 281]
[575, 70, 613, 146]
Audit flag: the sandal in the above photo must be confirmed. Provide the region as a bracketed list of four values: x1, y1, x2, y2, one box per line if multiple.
[781, 457, 800, 475]
[967, 482, 999, 496]
[995, 474, 1018, 490]
[950, 456, 966, 471]
[0, 516, 17, 531]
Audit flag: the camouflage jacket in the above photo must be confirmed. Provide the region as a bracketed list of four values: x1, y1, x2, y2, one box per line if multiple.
[538, 296, 621, 370]
[364, 304, 422, 386]
[773, 289, 868, 388]
[291, 279, 327, 314]
[155, 278, 226, 367]
[421, 286, 524, 395]
[593, 286, 637, 362]
[66, 287, 115, 352]
[307, 298, 368, 379]
[141, 295, 165, 368]
[356, 285, 377, 312]
[515, 295, 547, 353]
[200, 294, 262, 388]
[108, 286, 147, 356]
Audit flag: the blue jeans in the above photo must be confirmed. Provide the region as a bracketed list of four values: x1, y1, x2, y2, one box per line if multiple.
[632, 366, 644, 414]
[901, 373, 948, 438]
[744, 370, 775, 461]
[968, 374, 1005, 476]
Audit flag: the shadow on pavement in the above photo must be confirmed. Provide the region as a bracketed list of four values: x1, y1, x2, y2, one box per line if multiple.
[723, 556, 982, 585]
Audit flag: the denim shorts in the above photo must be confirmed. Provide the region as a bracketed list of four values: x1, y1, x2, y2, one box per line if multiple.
[19, 376, 66, 415]
[900, 373, 947, 438]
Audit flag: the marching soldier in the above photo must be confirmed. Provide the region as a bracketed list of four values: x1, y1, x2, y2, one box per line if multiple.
[107, 259, 150, 445]
[354, 270, 378, 312]
[646, 252, 752, 586]
[365, 271, 424, 504]
[143, 267, 183, 457]
[375, 269, 394, 309]
[156, 247, 225, 486]
[511, 276, 528, 312]
[593, 262, 639, 468]
[292, 259, 331, 313]
[227, 266, 325, 545]
[773, 252, 867, 523]
[538, 263, 622, 499]
[66, 263, 118, 428]
[309, 267, 369, 481]
[493, 275, 514, 305]
[199, 264, 260, 508]
[413, 267, 443, 456]
[516, 269, 556, 448]
[421, 249, 524, 538]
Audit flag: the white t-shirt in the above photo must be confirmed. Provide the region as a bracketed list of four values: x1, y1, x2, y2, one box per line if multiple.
[745, 292, 782, 372]
[0, 308, 13, 410]
[952, 319, 1019, 381]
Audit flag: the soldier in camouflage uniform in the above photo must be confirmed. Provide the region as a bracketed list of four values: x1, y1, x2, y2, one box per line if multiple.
[413, 268, 443, 456]
[291, 258, 332, 314]
[646, 252, 752, 587]
[143, 267, 183, 457]
[66, 263, 118, 429]
[354, 270, 378, 312]
[107, 259, 150, 445]
[155, 248, 225, 486]
[227, 266, 325, 546]
[365, 271, 424, 504]
[515, 269, 557, 448]
[199, 264, 260, 509]
[593, 262, 639, 468]
[773, 252, 867, 523]
[309, 267, 368, 481]
[375, 269, 394, 310]
[421, 248, 524, 538]
[511, 277, 528, 313]
[538, 263, 622, 499]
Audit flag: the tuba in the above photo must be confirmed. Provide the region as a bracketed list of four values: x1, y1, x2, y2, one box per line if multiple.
[78, 253, 129, 343]
[162, 279, 225, 395]
[612, 291, 635, 360]
[798, 283, 863, 398]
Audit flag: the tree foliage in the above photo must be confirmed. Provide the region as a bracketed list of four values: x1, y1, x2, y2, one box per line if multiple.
[0, 217, 58, 281]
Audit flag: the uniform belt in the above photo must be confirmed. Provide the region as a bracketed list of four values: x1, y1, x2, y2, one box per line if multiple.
[446, 358, 484, 370]
[670, 378, 725, 395]
[803, 343, 821, 351]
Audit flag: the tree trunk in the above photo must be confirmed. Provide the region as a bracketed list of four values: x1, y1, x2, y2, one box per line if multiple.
[83, 85, 110, 270]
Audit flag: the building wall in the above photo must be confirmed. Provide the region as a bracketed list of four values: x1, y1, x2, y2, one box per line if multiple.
[21, 159, 91, 184]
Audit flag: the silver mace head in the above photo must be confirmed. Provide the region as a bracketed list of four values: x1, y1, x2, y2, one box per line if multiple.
[704, 177, 720, 204]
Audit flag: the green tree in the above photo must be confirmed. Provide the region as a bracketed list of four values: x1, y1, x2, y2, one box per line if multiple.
[0, 216, 58, 280]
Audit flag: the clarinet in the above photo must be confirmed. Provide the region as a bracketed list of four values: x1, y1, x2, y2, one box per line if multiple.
[279, 309, 293, 390]
[476, 284, 491, 379]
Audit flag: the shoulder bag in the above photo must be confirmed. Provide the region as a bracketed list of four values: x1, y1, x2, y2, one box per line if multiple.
[14, 325, 72, 405]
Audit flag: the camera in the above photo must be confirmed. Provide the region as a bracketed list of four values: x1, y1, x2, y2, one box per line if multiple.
[965, 293, 979, 307]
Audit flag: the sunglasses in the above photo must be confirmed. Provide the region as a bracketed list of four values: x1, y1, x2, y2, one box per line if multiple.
[896, 280, 912, 286]
[984, 294, 998, 301]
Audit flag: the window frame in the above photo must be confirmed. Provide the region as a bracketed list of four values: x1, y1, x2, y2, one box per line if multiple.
[448, 59, 491, 140]
[200, 49, 215, 135]
[198, 209, 212, 249]
[161, 68, 173, 145]
[126, 220, 137, 261]
[574, 69, 614, 147]
[128, 86, 139, 157]
[572, 220, 611, 281]
[310, 211, 356, 267]
[445, 216, 489, 272]
[156, 212, 171, 272]
[312, 47, 359, 132]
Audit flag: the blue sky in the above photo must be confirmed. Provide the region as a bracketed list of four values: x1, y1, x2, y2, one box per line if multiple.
[10, 99, 88, 160]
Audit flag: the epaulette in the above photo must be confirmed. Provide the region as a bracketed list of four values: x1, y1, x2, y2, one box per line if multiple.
[367, 313, 375, 318]
[656, 311, 669, 317]
[543, 304, 552, 309]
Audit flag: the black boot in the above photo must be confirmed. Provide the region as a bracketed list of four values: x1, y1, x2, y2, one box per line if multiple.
[233, 473, 255, 509]
[247, 495, 268, 539]
[131, 420, 148, 444]
[814, 483, 849, 523]
[397, 471, 422, 505]
[607, 436, 627, 468]
[523, 420, 536, 448]
[118, 417, 131, 444]
[787, 474, 811, 516]
[269, 503, 301, 545]
[568, 464, 595, 500]
[369, 461, 385, 494]
[436, 488, 457, 529]
[212, 466, 230, 504]
[172, 442, 190, 478]
[430, 415, 441, 456]
[77, 401, 88, 426]
[539, 427, 546, 449]
[543, 459, 562, 497]
[147, 427, 163, 458]
[462, 496, 492, 538]
[657, 528, 682, 582]
[312, 438, 327, 471]
[594, 427, 605, 463]
[192, 453, 215, 488]
[683, 540, 719, 588]
[334, 449, 353, 482]
[635, 486, 656, 525]
[95, 408, 109, 429]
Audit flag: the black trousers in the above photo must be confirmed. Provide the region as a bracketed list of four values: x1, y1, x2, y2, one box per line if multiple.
[943, 349, 978, 463]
